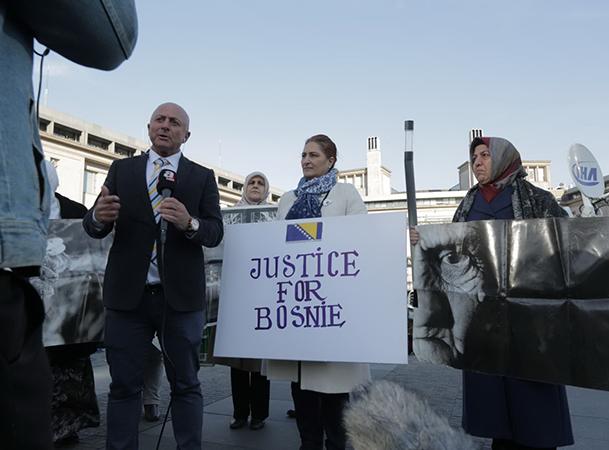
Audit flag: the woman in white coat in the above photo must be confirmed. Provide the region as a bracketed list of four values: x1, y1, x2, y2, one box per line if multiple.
[265, 134, 371, 450]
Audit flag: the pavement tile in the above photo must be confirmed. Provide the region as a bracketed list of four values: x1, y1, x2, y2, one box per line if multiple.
[68, 351, 605, 450]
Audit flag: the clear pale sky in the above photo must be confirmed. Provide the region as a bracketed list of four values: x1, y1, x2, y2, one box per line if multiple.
[35, 0, 609, 192]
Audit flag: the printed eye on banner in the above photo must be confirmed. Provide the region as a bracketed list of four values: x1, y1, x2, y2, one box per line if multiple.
[286, 222, 323, 243]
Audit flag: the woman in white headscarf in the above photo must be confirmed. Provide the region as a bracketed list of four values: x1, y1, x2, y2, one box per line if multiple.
[208, 171, 272, 431]
[233, 172, 270, 207]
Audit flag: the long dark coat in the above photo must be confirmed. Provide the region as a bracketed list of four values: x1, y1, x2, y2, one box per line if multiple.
[456, 182, 574, 448]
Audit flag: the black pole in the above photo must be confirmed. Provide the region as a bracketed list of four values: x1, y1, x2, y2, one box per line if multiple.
[404, 120, 418, 308]
[404, 120, 417, 227]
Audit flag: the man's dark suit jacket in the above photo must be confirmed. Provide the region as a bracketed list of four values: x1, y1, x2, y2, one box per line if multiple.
[83, 152, 223, 312]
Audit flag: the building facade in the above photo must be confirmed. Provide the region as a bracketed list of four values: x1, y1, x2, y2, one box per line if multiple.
[38, 106, 283, 209]
[337, 131, 565, 291]
[337, 136, 393, 198]
[560, 174, 609, 217]
[40, 108, 577, 292]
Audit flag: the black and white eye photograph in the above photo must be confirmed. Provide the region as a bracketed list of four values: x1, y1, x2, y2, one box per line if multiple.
[413, 218, 609, 391]
[412, 221, 503, 370]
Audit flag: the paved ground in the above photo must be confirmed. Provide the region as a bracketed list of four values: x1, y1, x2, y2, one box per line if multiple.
[63, 351, 609, 449]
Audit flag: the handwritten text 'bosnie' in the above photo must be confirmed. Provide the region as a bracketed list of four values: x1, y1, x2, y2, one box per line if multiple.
[249, 248, 360, 330]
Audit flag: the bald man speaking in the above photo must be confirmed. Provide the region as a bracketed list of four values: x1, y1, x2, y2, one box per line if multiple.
[83, 102, 223, 450]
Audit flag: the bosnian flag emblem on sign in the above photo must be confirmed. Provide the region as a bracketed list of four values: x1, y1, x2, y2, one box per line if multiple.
[286, 222, 323, 242]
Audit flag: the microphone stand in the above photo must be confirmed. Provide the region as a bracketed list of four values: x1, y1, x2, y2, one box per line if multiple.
[156, 188, 175, 450]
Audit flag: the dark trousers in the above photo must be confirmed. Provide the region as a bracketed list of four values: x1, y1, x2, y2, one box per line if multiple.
[104, 288, 205, 450]
[231, 368, 270, 420]
[291, 381, 349, 450]
[0, 270, 53, 450]
[492, 439, 556, 450]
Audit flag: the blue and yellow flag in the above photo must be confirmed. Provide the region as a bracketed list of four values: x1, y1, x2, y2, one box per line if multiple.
[286, 222, 323, 242]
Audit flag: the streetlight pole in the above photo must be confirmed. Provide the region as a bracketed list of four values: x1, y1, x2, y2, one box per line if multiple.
[404, 120, 417, 228]
[404, 120, 418, 309]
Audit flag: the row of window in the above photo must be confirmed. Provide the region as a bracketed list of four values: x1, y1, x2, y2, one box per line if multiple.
[40, 119, 136, 157]
[526, 167, 547, 182]
[84, 170, 280, 203]
[367, 197, 461, 209]
[339, 175, 365, 188]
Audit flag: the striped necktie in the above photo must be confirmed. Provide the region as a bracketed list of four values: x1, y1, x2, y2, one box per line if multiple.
[149, 157, 169, 265]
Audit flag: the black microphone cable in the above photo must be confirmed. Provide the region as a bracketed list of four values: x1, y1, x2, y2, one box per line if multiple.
[33, 47, 50, 122]
[155, 235, 178, 450]
[155, 172, 179, 450]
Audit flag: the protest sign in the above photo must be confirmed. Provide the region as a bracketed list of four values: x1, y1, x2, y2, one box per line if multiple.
[214, 212, 408, 364]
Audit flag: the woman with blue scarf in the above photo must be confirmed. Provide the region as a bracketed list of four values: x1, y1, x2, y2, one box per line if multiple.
[265, 135, 371, 450]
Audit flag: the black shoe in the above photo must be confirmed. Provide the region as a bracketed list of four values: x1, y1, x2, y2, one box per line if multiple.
[250, 419, 266, 430]
[144, 404, 161, 421]
[230, 418, 247, 429]
[286, 409, 296, 418]
[55, 433, 79, 445]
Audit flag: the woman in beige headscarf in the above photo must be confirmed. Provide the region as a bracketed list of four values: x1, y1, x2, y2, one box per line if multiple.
[208, 171, 271, 431]
[233, 172, 270, 207]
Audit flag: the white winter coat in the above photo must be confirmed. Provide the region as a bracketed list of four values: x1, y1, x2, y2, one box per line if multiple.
[262, 182, 371, 393]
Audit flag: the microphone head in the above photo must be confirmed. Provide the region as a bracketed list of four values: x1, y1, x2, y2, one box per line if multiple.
[344, 380, 477, 450]
[157, 169, 177, 197]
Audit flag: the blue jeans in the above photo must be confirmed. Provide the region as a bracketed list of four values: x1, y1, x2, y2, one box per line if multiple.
[104, 288, 205, 450]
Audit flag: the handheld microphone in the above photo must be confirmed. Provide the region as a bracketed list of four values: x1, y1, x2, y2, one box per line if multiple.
[157, 169, 177, 243]
[344, 380, 477, 450]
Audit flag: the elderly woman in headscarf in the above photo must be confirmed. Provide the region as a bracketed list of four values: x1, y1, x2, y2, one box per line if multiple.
[411, 137, 573, 450]
[208, 171, 272, 431]
[453, 137, 567, 221]
[234, 172, 270, 207]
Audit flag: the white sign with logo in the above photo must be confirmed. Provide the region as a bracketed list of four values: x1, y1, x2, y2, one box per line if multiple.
[568, 143, 605, 199]
[214, 212, 408, 364]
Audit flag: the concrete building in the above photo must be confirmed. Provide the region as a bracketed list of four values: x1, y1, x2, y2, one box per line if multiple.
[560, 174, 609, 217]
[337, 131, 564, 291]
[338, 136, 393, 198]
[38, 106, 284, 209]
[346, 132, 562, 223]
[39, 107, 574, 291]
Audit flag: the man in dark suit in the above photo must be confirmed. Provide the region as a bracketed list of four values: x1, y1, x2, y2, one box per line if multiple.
[83, 102, 223, 450]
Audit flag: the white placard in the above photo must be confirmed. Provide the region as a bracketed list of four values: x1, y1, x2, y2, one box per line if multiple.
[214, 212, 408, 364]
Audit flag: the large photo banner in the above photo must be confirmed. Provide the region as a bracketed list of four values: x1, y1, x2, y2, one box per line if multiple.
[413, 217, 609, 391]
[31, 219, 112, 347]
[214, 212, 408, 364]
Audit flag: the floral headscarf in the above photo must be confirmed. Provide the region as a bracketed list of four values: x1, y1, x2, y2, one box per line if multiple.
[470, 137, 527, 202]
[285, 168, 338, 219]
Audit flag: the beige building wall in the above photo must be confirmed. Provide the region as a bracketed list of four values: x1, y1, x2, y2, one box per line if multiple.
[337, 136, 391, 197]
[338, 131, 561, 291]
[38, 110, 570, 290]
[38, 106, 283, 209]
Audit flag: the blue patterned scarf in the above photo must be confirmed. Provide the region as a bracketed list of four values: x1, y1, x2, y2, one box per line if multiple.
[285, 169, 338, 219]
